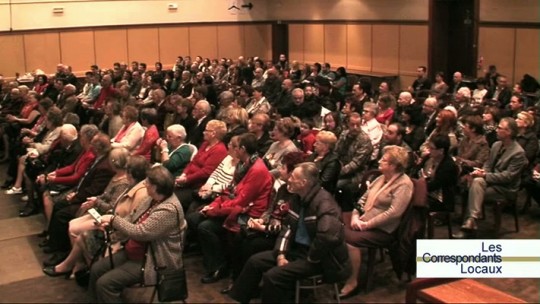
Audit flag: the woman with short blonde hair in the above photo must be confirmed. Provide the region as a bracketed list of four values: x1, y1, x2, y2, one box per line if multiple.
[339, 145, 413, 298]
[307, 130, 341, 194]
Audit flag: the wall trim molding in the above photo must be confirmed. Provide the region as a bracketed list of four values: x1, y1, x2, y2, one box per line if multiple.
[0, 21, 273, 34]
[479, 21, 540, 29]
[282, 20, 428, 26]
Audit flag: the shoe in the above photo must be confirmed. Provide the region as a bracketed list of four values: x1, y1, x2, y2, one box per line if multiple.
[19, 207, 38, 217]
[220, 283, 234, 294]
[42, 266, 72, 279]
[460, 217, 477, 231]
[201, 268, 228, 284]
[338, 286, 359, 300]
[1, 180, 13, 189]
[37, 230, 48, 238]
[42, 246, 59, 254]
[5, 187, 23, 195]
[43, 253, 68, 267]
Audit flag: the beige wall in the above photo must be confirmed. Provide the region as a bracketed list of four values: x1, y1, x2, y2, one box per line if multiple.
[1, 0, 270, 31]
[0, 24, 272, 77]
[478, 27, 540, 85]
[268, 0, 428, 21]
[479, 0, 539, 22]
[288, 23, 428, 89]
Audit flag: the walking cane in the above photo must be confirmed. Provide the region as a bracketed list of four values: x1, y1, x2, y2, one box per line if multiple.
[104, 226, 114, 269]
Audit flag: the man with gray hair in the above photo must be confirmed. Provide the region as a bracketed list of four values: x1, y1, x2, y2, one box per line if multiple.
[229, 162, 350, 303]
[187, 100, 212, 148]
[455, 117, 527, 238]
[20, 124, 82, 217]
[251, 67, 265, 89]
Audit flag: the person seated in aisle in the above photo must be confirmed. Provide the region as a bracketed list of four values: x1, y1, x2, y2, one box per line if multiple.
[109, 105, 144, 152]
[88, 165, 185, 303]
[156, 124, 197, 177]
[229, 162, 351, 303]
[0, 88, 40, 163]
[339, 145, 413, 299]
[334, 112, 373, 211]
[5, 107, 63, 196]
[20, 123, 82, 217]
[42, 133, 115, 265]
[455, 117, 527, 238]
[2, 97, 54, 188]
[175, 119, 228, 211]
[187, 133, 273, 285]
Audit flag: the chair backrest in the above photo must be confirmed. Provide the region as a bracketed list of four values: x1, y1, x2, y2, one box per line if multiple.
[388, 178, 427, 278]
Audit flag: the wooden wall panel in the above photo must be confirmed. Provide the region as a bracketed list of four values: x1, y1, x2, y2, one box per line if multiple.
[188, 25, 218, 60]
[23, 32, 60, 74]
[0, 34, 25, 77]
[243, 24, 271, 59]
[324, 24, 347, 67]
[158, 26, 189, 68]
[514, 29, 540, 84]
[303, 24, 324, 64]
[399, 25, 428, 76]
[346, 24, 372, 72]
[288, 24, 304, 63]
[127, 28, 159, 66]
[372, 25, 399, 74]
[478, 27, 515, 83]
[59, 30, 95, 74]
[217, 25, 244, 60]
[94, 29, 128, 70]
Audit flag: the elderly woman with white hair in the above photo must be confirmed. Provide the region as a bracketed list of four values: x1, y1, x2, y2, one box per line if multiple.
[157, 124, 197, 177]
[455, 87, 474, 117]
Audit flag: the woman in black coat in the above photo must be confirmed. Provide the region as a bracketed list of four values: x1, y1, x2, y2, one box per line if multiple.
[307, 131, 341, 195]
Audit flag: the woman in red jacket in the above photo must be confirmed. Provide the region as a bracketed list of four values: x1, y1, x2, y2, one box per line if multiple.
[187, 133, 273, 284]
[174, 119, 228, 211]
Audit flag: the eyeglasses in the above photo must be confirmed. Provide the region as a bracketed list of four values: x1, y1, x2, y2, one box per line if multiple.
[203, 129, 215, 133]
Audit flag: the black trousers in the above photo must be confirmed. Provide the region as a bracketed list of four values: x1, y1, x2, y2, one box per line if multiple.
[230, 232, 276, 280]
[186, 211, 228, 274]
[48, 200, 80, 252]
[229, 247, 322, 303]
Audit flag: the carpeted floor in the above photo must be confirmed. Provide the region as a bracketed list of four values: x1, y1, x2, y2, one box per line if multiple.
[0, 163, 538, 303]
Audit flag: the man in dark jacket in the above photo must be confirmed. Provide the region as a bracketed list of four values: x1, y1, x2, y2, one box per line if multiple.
[229, 162, 350, 303]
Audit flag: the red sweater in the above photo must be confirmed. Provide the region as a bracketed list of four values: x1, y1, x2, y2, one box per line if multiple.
[208, 158, 273, 218]
[183, 141, 227, 188]
[132, 125, 159, 161]
[53, 149, 96, 186]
